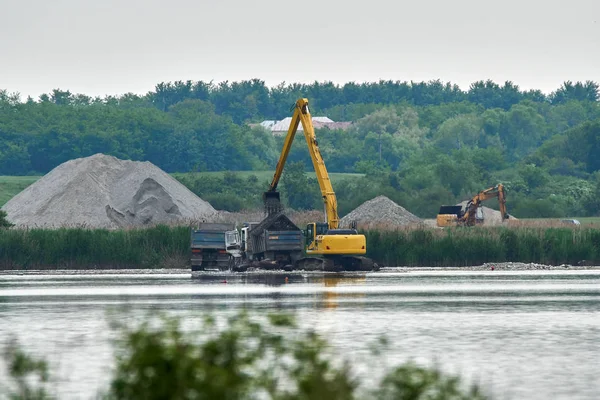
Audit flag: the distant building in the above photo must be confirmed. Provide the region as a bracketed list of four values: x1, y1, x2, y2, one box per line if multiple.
[252, 116, 353, 136]
[259, 120, 277, 130]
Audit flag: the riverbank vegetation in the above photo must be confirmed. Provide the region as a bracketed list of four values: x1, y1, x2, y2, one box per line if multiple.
[1, 80, 600, 218]
[0, 225, 189, 270]
[1, 225, 598, 270]
[365, 227, 600, 267]
[1, 313, 487, 399]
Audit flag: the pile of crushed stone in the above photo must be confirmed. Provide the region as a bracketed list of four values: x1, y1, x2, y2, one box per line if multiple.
[2, 154, 217, 228]
[340, 196, 421, 228]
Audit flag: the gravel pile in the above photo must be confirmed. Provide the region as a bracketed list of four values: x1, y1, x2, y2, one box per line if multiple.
[2, 154, 217, 228]
[340, 196, 421, 228]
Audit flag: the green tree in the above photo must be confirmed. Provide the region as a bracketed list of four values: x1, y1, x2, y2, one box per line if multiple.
[0, 210, 12, 228]
[281, 161, 319, 210]
[434, 114, 482, 150]
[499, 102, 547, 160]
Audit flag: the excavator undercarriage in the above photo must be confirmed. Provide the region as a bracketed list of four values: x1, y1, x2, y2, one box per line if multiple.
[293, 256, 375, 272]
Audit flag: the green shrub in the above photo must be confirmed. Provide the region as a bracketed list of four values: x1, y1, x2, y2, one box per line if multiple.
[0, 210, 12, 228]
[3, 314, 488, 400]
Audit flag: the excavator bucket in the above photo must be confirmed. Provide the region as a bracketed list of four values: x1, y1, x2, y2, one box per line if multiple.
[263, 191, 283, 216]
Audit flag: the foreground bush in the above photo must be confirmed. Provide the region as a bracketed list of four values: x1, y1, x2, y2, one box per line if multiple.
[2, 314, 487, 400]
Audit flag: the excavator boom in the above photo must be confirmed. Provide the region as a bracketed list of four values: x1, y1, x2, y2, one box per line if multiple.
[437, 184, 509, 227]
[262, 98, 370, 269]
[462, 184, 508, 226]
[265, 99, 339, 228]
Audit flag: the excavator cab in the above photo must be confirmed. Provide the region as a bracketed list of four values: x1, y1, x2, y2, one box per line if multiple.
[305, 222, 328, 248]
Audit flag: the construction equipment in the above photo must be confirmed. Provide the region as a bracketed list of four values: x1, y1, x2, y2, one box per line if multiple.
[240, 212, 304, 268]
[190, 223, 242, 271]
[263, 98, 373, 271]
[436, 184, 508, 227]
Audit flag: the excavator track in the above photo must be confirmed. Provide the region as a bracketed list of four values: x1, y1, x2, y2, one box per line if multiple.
[338, 256, 376, 271]
[294, 256, 376, 272]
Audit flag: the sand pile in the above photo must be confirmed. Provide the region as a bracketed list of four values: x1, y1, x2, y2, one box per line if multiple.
[2, 154, 217, 228]
[340, 196, 421, 228]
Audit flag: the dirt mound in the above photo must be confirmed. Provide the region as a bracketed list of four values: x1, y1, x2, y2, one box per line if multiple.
[2, 154, 217, 228]
[340, 196, 421, 228]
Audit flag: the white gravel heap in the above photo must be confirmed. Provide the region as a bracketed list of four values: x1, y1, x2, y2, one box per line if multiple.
[340, 195, 421, 228]
[2, 154, 217, 228]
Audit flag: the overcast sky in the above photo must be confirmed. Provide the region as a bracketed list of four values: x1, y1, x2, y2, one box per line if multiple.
[1, 0, 598, 99]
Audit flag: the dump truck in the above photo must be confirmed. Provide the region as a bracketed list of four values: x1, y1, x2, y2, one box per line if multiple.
[190, 223, 241, 271]
[240, 212, 303, 268]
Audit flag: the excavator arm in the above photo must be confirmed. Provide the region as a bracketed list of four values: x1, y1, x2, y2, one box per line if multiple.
[462, 184, 508, 226]
[264, 99, 339, 229]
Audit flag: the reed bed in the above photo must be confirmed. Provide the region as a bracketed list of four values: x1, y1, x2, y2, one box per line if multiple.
[365, 226, 600, 267]
[1, 225, 599, 270]
[0, 225, 190, 270]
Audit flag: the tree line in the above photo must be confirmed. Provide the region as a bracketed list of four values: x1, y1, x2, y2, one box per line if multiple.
[1, 79, 599, 217]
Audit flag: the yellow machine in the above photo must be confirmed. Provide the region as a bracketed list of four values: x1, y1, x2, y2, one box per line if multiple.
[437, 184, 509, 227]
[264, 98, 372, 270]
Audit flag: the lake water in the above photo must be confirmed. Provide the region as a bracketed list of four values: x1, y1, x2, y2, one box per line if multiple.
[1, 269, 599, 399]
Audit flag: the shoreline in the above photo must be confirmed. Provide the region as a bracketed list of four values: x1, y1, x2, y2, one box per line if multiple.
[1, 262, 599, 276]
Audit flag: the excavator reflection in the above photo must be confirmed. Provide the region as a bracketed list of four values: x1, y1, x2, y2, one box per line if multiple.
[315, 275, 367, 309]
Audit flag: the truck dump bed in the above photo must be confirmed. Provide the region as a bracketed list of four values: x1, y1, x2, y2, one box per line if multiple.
[190, 223, 235, 271]
[191, 231, 226, 249]
[191, 223, 235, 249]
[246, 213, 303, 264]
[253, 230, 303, 254]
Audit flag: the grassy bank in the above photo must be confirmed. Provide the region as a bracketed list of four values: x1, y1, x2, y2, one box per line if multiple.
[366, 227, 600, 267]
[0, 176, 40, 206]
[1, 225, 599, 270]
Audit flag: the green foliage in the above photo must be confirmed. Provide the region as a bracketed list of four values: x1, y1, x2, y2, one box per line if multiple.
[3, 313, 488, 400]
[375, 362, 487, 400]
[0, 176, 40, 207]
[2, 225, 599, 270]
[365, 227, 600, 267]
[0, 210, 13, 228]
[2, 340, 49, 399]
[174, 172, 264, 211]
[0, 225, 189, 269]
[281, 162, 320, 210]
[109, 314, 487, 400]
[1, 79, 600, 218]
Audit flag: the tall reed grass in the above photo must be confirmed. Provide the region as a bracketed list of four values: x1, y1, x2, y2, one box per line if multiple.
[0, 225, 190, 270]
[365, 227, 600, 267]
[1, 225, 598, 269]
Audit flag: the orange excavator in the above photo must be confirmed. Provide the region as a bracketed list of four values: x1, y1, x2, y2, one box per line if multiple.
[436, 184, 508, 227]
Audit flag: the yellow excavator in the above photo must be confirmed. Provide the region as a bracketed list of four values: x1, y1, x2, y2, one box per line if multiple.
[264, 98, 373, 270]
[436, 184, 509, 227]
